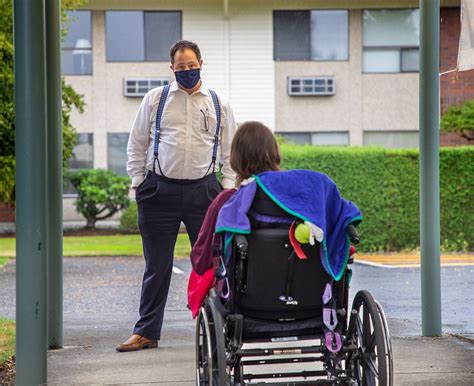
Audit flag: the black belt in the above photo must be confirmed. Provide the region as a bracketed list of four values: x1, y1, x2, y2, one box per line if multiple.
[146, 170, 216, 185]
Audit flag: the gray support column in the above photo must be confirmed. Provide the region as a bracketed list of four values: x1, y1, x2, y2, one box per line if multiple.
[419, 0, 442, 337]
[46, 0, 64, 349]
[14, 0, 48, 383]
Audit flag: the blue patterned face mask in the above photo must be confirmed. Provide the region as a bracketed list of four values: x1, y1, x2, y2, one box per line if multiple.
[175, 68, 201, 89]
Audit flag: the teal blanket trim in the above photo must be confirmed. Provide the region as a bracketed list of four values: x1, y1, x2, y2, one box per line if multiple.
[330, 215, 363, 281]
[215, 226, 251, 235]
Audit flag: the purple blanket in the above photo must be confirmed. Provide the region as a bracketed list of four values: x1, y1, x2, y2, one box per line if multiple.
[216, 170, 362, 281]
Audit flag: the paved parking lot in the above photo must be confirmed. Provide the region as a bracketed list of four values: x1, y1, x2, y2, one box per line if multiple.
[1, 257, 473, 384]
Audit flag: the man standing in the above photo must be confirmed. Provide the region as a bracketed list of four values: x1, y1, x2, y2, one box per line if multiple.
[117, 40, 236, 352]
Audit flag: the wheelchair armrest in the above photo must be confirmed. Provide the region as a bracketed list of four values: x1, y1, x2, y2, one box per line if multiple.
[235, 234, 248, 254]
[346, 224, 360, 245]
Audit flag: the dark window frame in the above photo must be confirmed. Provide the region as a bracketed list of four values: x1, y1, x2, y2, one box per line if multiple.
[273, 9, 350, 62]
[105, 10, 182, 63]
[63, 133, 94, 197]
[107, 132, 130, 177]
[61, 10, 93, 76]
[362, 8, 420, 74]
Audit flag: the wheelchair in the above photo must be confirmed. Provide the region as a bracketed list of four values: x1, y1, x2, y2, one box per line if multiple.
[195, 187, 393, 385]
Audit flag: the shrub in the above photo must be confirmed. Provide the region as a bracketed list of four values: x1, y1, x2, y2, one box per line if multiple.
[69, 169, 130, 229]
[0, 156, 15, 204]
[440, 99, 474, 140]
[119, 201, 139, 233]
[280, 145, 474, 252]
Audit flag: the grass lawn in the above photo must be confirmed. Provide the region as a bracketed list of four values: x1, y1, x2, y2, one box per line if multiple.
[0, 318, 15, 365]
[0, 257, 12, 266]
[0, 233, 192, 262]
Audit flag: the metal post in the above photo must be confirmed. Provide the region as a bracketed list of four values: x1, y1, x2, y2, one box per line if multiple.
[14, 0, 48, 383]
[46, 0, 64, 349]
[419, 0, 442, 336]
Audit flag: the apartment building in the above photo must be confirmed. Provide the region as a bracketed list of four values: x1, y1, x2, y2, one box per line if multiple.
[59, 0, 470, 219]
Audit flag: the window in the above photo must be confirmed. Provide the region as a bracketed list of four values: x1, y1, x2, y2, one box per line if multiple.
[312, 132, 349, 146]
[363, 9, 420, 73]
[107, 133, 129, 176]
[363, 131, 419, 148]
[64, 133, 94, 195]
[106, 11, 181, 62]
[277, 132, 349, 146]
[278, 132, 312, 145]
[274, 10, 348, 61]
[61, 11, 92, 75]
[70, 133, 94, 169]
[288, 76, 335, 96]
[124, 78, 170, 97]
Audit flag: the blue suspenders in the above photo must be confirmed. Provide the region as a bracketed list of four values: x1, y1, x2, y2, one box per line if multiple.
[153, 85, 222, 177]
[152, 85, 170, 175]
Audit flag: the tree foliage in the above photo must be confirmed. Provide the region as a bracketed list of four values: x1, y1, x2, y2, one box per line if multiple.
[69, 169, 131, 229]
[0, 0, 86, 166]
[440, 99, 474, 140]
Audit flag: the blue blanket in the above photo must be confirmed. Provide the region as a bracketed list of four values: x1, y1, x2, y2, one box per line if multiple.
[215, 170, 362, 281]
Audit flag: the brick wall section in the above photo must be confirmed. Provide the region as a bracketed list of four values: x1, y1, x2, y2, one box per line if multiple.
[440, 7, 474, 115]
[0, 203, 15, 222]
[440, 132, 471, 146]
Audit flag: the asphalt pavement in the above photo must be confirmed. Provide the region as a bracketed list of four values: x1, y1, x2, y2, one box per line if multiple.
[0, 256, 473, 385]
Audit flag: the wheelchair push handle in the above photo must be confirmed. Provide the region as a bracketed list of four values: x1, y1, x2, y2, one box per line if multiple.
[346, 224, 360, 245]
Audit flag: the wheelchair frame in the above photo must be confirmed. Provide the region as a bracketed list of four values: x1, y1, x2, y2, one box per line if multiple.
[195, 236, 393, 386]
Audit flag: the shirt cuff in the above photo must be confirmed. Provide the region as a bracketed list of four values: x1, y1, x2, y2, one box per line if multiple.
[131, 175, 145, 188]
[221, 177, 235, 189]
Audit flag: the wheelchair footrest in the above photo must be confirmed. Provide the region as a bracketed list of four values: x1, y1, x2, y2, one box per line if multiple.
[244, 370, 330, 381]
[242, 355, 324, 366]
[240, 345, 323, 357]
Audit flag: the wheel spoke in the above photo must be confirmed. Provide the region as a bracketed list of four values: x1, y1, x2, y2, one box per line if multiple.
[363, 306, 371, 347]
[355, 314, 365, 350]
[366, 332, 376, 353]
[365, 356, 379, 379]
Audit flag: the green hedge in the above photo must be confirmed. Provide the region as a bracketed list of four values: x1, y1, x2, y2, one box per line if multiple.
[0, 156, 15, 204]
[119, 201, 139, 234]
[280, 145, 474, 252]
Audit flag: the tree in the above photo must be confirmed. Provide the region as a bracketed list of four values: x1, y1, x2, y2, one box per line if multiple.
[441, 99, 474, 141]
[69, 169, 131, 229]
[0, 0, 85, 170]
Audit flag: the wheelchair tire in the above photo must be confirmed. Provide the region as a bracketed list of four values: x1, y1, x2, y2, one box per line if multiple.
[375, 299, 394, 386]
[207, 295, 230, 385]
[196, 306, 214, 385]
[196, 298, 229, 386]
[346, 290, 388, 386]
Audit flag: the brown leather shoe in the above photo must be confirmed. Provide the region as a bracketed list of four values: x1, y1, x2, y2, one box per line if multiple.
[116, 334, 158, 352]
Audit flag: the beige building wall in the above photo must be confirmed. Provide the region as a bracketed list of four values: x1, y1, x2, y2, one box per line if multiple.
[228, 5, 275, 128]
[274, 9, 419, 145]
[62, 0, 449, 221]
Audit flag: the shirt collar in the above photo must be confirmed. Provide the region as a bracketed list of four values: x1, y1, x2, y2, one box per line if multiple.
[169, 80, 208, 96]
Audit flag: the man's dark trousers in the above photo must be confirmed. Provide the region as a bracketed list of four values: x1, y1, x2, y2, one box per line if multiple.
[133, 172, 222, 340]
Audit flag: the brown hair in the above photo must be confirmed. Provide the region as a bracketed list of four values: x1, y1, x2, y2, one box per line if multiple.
[169, 40, 201, 64]
[230, 121, 281, 185]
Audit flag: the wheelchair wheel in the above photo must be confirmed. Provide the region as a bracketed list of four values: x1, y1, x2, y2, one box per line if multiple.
[375, 300, 394, 386]
[346, 290, 388, 385]
[196, 306, 214, 385]
[195, 299, 228, 386]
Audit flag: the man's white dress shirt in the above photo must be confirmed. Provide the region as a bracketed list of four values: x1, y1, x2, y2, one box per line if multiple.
[127, 81, 237, 189]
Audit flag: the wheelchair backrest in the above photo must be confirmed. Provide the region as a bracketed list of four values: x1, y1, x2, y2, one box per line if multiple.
[231, 187, 332, 321]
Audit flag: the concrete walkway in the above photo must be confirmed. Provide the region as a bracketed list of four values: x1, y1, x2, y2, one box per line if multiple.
[1, 257, 473, 385]
[46, 313, 474, 385]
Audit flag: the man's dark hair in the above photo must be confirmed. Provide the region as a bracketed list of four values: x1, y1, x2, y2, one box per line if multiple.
[169, 40, 201, 64]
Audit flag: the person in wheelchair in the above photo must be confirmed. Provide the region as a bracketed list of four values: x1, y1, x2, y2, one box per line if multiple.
[188, 121, 392, 385]
[188, 120, 361, 317]
[188, 121, 280, 316]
